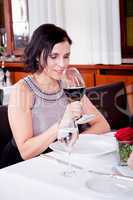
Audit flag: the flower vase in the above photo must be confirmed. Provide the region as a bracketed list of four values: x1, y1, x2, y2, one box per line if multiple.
[118, 140, 133, 166]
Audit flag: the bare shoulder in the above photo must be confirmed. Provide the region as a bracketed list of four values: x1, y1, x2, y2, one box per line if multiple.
[9, 79, 33, 110]
[10, 79, 32, 97]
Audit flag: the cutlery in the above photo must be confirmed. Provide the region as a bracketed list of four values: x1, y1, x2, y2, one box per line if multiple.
[40, 154, 133, 180]
[87, 169, 133, 181]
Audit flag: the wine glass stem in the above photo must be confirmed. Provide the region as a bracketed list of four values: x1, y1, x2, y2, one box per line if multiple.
[64, 149, 74, 177]
[67, 151, 72, 172]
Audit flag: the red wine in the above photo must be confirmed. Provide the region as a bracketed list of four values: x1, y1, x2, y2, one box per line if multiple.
[64, 87, 85, 101]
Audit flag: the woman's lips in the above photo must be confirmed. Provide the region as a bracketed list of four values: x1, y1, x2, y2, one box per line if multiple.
[54, 70, 64, 75]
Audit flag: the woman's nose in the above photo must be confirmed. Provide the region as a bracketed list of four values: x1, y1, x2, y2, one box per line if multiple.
[57, 58, 65, 68]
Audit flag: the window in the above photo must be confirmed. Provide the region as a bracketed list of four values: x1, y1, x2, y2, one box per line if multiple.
[120, 0, 133, 60]
[4, 0, 29, 56]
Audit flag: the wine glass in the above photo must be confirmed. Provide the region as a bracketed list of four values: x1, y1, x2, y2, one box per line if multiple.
[58, 119, 79, 177]
[61, 67, 93, 124]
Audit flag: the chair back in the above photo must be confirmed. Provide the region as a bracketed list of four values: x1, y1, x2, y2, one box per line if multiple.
[0, 105, 13, 156]
[86, 82, 130, 130]
[0, 89, 3, 105]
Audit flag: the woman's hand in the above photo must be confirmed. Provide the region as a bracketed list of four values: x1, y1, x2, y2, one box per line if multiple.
[59, 101, 82, 128]
[65, 101, 82, 120]
[127, 152, 133, 170]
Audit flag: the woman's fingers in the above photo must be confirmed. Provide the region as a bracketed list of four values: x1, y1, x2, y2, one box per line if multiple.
[127, 152, 133, 170]
[69, 101, 82, 119]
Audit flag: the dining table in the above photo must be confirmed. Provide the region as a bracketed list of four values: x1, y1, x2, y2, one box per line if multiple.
[0, 131, 133, 200]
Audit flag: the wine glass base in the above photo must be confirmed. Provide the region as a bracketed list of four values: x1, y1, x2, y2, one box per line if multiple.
[76, 114, 95, 124]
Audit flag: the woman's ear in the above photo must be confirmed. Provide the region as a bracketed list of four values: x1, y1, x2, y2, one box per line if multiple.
[36, 57, 39, 62]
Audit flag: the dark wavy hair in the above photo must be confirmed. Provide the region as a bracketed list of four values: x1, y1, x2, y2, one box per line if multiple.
[23, 24, 72, 73]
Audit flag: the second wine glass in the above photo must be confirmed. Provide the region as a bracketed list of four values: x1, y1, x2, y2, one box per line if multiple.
[58, 119, 79, 177]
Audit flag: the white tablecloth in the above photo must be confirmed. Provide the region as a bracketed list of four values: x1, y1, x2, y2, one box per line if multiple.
[0, 132, 133, 200]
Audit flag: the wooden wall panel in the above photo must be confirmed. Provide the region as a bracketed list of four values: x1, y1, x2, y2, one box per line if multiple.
[13, 72, 29, 82]
[78, 69, 95, 87]
[12, 68, 95, 88]
[96, 74, 133, 86]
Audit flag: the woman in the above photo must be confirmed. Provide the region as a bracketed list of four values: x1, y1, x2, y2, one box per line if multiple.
[1, 24, 110, 167]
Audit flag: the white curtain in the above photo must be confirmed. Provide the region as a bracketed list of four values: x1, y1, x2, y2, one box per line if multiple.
[28, 0, 122, 64]
[64, 0, 121, 64]
[28, 0, 65, 37]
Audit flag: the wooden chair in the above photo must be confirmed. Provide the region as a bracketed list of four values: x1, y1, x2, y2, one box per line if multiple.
[85, 82, 131, 130]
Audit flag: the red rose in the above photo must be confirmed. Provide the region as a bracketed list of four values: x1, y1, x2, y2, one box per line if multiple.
[115, 127, 133, 144]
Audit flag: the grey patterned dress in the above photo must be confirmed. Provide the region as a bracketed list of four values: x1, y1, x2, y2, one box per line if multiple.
[23, 76, 68, 136]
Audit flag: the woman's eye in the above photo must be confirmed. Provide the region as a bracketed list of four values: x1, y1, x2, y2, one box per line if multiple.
[64, 54, 70, 59]
[49, 55, 57, 59]
[49, 53, 70, 59]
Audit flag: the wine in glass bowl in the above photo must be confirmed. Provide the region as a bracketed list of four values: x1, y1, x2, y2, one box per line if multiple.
[62, 67, 86, 102]
[63, 86, 85, 102]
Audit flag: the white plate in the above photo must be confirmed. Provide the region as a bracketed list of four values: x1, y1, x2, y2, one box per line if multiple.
[49, 134, 117, 156]
[115, 166, 133, 178]
[86, 173, 133, 198]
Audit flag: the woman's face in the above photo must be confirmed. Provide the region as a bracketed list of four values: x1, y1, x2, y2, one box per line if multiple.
[42, 41, 71, 80]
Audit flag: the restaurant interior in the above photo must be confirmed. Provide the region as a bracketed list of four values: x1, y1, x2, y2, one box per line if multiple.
[0, 1, 133, 200]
